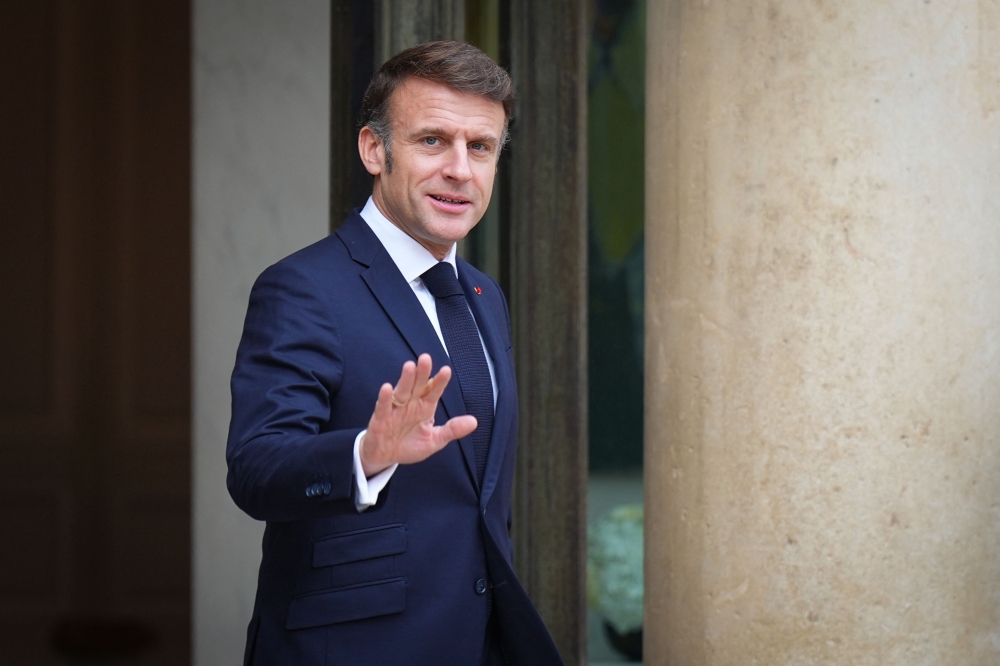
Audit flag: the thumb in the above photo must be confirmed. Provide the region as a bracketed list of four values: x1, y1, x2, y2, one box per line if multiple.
[435, 415, 478, 447]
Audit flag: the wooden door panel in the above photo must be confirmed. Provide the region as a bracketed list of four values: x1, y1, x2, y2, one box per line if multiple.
[0, 1, 58, 420]
[0, 492, 66, 599]
[0, 1, 191, 663]
[114, 494, 190, 601]
[115, 0, 191, 440]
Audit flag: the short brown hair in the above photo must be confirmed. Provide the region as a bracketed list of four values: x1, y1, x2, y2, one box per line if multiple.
[359, 40, 515, 171]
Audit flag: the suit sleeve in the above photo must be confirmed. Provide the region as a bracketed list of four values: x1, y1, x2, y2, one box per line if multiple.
[226, 261, 360, 522]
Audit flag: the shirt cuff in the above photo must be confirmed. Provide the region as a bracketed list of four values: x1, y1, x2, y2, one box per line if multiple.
[353, 430, 398, 512]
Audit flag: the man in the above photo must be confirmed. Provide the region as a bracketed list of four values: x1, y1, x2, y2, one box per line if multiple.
[227, 41, 564, 665]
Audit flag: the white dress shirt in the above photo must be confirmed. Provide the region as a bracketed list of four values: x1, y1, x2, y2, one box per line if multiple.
[352, 197, 498, 510]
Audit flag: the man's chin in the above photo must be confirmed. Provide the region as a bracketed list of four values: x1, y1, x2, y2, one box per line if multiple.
[421, 217, 479, 244]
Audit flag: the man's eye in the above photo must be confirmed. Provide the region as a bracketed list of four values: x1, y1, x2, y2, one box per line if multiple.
[423, 137, 439, 146]
[471, 143, 486, 151]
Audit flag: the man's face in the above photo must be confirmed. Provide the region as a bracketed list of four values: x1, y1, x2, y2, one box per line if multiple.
[359, 77, 506, 259]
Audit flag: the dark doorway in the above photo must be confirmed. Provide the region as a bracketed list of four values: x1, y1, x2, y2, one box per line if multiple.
[0, 2, 191, 663]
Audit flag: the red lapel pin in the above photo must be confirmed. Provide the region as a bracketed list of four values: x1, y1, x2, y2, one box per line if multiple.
[474, 287, 482, 295]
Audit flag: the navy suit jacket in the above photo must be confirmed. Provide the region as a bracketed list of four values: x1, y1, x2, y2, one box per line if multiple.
[227, 211, 564, 665]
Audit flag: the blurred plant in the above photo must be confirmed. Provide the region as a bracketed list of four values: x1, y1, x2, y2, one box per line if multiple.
[587, 504, 643, 634]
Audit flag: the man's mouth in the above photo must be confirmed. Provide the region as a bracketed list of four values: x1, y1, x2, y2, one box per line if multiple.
[429, 194, 470, 205]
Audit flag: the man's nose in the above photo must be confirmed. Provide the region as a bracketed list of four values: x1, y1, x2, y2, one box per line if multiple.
[441, 145, 473, 182]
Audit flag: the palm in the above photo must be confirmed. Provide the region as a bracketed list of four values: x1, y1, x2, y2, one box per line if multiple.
[361, 354, 477, 475]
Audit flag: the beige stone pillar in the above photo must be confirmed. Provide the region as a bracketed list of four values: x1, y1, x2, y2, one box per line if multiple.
[645, 1, 1000, 663]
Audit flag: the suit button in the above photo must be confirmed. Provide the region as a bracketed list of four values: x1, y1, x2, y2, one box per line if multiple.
[322, 482, 331, 495]
[475, 579, 488, 595]
[305, 485, 316, 497]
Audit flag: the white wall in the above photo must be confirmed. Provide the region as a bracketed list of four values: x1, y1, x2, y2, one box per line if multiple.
[192, 1, 329, 663]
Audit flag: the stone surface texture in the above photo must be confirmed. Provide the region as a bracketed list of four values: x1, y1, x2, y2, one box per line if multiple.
[374, 0, 465, 65]
[645, 0, 1000, 663]
[192, 1, 329, 664]
[507, 0, 590, 661]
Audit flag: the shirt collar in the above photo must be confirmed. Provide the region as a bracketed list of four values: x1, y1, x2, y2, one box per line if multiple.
[359, 196, 457, 282]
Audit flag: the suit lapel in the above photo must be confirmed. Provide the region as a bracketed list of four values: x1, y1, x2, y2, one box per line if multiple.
[339, 214, 479, 490]
[458, 264, 513, 505]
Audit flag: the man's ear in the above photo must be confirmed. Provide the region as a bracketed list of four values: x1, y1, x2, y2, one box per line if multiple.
[358, 126, 384, 176]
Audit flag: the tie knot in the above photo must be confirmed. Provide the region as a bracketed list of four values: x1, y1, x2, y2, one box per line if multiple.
[420, 262, 464, 299]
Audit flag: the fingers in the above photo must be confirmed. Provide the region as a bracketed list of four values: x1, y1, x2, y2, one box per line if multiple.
[421, 364, 452, 404]
[391, 354, 451, 410]
[391, 355, 435, 408]
[413, 353, 433, 391]
[373, 382, 395, 421]
[391, 360, 416, 405]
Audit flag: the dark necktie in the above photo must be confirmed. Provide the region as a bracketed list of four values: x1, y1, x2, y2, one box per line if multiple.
[420, 262, 494, 486]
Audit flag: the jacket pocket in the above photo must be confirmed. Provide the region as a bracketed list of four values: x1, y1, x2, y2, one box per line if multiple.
[312, 523, 406, 567]
[285, 577, 406, 630]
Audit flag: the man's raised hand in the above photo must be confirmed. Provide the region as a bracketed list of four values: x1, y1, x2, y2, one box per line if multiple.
[359, 353, 477, 477]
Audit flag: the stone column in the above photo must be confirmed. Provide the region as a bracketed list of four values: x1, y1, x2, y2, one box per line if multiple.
[645, 1, 1000, 664]
[374, 0, 464, 65]
[192, 1, 329, 664]
[507, 0, 589, 661]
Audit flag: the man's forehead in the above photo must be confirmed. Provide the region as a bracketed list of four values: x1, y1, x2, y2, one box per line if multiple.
[389, 77, 505, 130]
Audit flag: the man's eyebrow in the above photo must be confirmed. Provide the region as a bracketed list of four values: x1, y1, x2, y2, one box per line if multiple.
[469, 134, 499, 146]
[409, 127, 499, 145]
[410, 126, 449, 138]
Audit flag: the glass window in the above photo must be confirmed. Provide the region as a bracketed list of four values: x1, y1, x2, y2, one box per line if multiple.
[586, 0, 645, 662]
